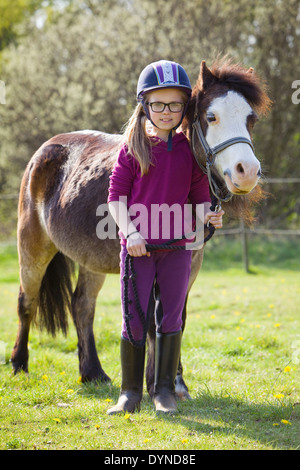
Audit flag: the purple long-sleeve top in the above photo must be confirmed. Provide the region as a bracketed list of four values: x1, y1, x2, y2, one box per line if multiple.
[108, 132, 211, 246]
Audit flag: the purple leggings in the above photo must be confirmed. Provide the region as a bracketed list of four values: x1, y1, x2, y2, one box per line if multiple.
[120, 245, 192, 342]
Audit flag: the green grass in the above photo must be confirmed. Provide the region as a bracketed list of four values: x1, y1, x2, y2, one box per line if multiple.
[0, 239, 299, 450]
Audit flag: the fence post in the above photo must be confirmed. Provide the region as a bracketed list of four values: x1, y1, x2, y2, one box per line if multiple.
[240, 219, 249, 273]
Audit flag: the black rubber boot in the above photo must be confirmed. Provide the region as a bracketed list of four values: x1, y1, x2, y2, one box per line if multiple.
[153, 331, 182, 414]
[107, 337, 145, 415]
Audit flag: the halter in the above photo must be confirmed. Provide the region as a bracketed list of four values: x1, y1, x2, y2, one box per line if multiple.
[191, 112, 255, 204]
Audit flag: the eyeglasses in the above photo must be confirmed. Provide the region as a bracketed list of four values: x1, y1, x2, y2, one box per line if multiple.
[147, 101, 185, 113]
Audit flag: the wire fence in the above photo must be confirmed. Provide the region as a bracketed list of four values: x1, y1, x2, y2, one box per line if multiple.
[1, 179, 299, 271]
[213, 178, 300, 271]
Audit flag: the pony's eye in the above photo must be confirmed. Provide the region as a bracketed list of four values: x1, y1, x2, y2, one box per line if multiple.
[206, 112, 216, 123]
[248, 112, 259, 127]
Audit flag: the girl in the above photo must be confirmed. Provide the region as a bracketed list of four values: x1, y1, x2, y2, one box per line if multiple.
[107, 60, 223, 414]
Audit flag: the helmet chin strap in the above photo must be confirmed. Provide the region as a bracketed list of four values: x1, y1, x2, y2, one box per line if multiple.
[141, 99, 189, 151]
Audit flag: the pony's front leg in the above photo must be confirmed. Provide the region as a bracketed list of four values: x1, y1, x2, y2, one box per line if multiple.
[71, 267, 110, 383]
[172, 248, 205, 400]
[174, 297, 192, 400]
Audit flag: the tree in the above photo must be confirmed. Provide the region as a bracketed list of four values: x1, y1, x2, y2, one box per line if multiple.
[0, 0, 46, 51]
[0, 0, 299, 229]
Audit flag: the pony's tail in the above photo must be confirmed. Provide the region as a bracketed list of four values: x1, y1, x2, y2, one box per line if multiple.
[37, 252, 75, 336]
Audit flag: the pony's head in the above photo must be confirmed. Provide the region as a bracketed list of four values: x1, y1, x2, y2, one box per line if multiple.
[184, 58, 271, 201]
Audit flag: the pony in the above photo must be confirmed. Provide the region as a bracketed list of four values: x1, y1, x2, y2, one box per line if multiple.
[11, 58, 271, 399]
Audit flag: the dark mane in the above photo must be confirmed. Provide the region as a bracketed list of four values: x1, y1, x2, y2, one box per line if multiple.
[208, 57, 271, 116]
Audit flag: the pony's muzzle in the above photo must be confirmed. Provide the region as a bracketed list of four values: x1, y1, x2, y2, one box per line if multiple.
[224, 158, 261, 194]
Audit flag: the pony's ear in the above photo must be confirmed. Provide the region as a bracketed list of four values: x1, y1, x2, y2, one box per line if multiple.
[198, 60, 215, 90]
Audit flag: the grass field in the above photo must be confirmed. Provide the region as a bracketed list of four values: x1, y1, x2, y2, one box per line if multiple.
[0, 238, 299, 451]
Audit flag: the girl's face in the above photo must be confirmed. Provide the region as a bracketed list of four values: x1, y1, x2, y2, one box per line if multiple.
[146, 88, 187, 141]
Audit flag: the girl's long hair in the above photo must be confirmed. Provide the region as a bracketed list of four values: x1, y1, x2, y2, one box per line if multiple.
[123, 90, 188, 176]
[122, 102, 153, 176]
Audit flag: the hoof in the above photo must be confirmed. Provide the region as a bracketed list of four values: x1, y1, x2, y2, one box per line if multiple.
[175, 375, 192, 400]
[12, 362, 28, 375]
[81, 369, 111, 383]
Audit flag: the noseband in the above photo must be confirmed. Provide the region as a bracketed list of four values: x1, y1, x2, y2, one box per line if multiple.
[191, 115, 255, 203]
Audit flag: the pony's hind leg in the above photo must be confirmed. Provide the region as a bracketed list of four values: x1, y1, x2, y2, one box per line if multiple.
[11, 287, 36, 374]
[11, 244, 57, 374]
[71, 266, 110, 383]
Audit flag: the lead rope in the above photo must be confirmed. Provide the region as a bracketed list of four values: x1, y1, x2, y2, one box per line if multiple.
[123, 201, 220, 347]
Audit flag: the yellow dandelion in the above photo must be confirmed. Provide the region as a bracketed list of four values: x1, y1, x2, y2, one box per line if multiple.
[42, 374, 48, 381]
[243, 287, 248, 293]
[60, 371, 66, 375]
[237, 337, 244, 341]
[124, 413, 131, 420]
[143, 439, 150, 443]
[267, 313, 272, 318]
[53, 418, 61, 423]
[105, 398, 113, 402]
[210, 314, 216, 319]
[234, 311, 241, 316]
[95, 424, 100, 429]
[274, 394, 284, 399]
[273, 423, 279, 426]
[181, 438, 188, 444]
[274, 323, 281, 328]
[281, 419, 291, 425]
[66, 389, 74, 394]
[269, 304, 275, 309]
[240, 318, 245, 323]
[77, 376, 82, 384]
[283, 366, 291, 373]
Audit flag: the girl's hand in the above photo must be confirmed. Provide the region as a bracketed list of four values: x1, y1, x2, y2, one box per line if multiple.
[126, 232, 150, 257]
[204, 210, 224, 229]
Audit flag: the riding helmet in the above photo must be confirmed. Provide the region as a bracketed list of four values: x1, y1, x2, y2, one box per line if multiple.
[137, 60, 192, 100]
[137, 60, 192, 151]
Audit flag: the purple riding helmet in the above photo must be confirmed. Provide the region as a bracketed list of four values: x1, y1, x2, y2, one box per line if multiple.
[137, 60, 192, 150]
